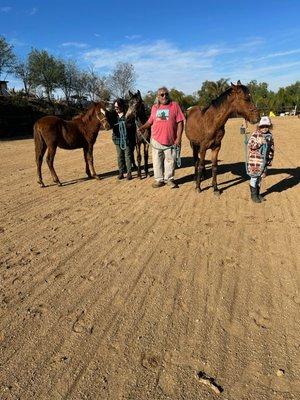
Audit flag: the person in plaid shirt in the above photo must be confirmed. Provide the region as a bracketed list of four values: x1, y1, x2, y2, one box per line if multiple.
[247, 116, 274, 203]
[112, 98, 136, 180]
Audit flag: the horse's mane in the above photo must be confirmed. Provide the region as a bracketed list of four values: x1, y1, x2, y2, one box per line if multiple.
[72, 103, 99, 123]
[202, 85, 249, 113]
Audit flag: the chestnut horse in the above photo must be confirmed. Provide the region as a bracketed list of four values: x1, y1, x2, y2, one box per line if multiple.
[34, 102, 110, 187]
[185, 81, 260, 194]
[125, 90, 150, 178]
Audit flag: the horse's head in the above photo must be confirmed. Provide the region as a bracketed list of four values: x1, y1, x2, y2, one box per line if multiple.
[94, 102, 111, 130]
[230, 81, 260, 124]
[125, 90, 143, 121]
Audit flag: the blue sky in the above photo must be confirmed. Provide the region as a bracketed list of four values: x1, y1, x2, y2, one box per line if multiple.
[1, 0, 300, 94]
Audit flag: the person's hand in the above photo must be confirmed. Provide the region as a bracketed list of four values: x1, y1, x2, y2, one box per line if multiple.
[137, 126, 145, 134]
[174, 137, 182, 147]
[258, 136, 266, 145]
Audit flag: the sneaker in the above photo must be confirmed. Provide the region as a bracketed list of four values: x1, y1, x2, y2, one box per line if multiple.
[127, 172, 132, 180]
[152, 180, 165, 188]
[117, 173, 124, 180]
[166, 180, 178, 188]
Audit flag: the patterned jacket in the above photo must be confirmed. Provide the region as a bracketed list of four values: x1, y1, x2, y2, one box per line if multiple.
[247, 130, 274, 177]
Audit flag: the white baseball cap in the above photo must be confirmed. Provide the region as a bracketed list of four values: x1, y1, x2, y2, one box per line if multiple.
[258, 116, 272, 126]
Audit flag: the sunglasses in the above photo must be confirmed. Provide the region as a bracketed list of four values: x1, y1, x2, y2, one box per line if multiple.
[159, 93, 169, 97]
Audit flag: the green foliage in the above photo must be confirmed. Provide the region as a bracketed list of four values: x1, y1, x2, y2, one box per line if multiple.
[57, 60, 78, 103]
[169, 88, 198, 110]
[195, 78, 299, 114]
[13, 58, 35, 95]
[0, 36, 16, 78]
[143, 91, 157, 109]
[247, 79, 300, 113]
[0, 27, 297, 115]
[28, 49, 63, 101]
[197, 78, 230, 108]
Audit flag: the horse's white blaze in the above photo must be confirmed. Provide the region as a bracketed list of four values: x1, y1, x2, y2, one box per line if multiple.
[101, 108, 105, 115]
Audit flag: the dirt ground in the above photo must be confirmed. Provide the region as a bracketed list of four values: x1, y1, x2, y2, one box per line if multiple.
[0, 117, 299, 400]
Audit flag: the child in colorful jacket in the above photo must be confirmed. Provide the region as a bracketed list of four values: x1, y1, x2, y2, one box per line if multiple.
[247, 116, 274, 203]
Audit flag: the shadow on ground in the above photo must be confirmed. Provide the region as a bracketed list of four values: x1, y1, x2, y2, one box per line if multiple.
[177, 158, 299, 196]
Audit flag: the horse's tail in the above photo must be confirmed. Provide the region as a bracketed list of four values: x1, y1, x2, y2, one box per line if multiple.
[34, 121, 46, 159]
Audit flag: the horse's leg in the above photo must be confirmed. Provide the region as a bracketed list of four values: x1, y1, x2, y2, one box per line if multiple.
[144, 142, 149, 178]
[34, 132, 47, 187]
[196, 148, 206, 193]
[83, 147, 92, 178]
[192, 142, 200, 180]
[211, 146, 221, 196]
[87, 144, 100, 180]
[131, 144, 137, 170]
[46, 144, 62, 186]
[136, 143, 142, 179]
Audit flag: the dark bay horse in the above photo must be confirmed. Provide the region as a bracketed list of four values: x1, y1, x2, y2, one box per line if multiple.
[185, 81, 260, 194]
[125, 90, 150, 178]
[34, 102, 111, 187]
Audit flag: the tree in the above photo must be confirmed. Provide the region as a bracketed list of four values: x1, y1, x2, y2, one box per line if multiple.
[169, 88, 198, 110]
[13, 58, 35, 95]
[107, 62, 136, 98]
[284, 81, 300, 111]
[28, 49, 62, 101]
[197, 78, 230, 108]
[143, 90, 156, 110]
[247, 80, 270, 111]
[72, 70, 89, 105]
[85, 69, 110, 102]
[58, 60, 79, 104]
[0, 35, 16, 79]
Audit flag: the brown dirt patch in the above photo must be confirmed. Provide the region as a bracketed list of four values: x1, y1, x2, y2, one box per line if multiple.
[0, 117, 299, 399]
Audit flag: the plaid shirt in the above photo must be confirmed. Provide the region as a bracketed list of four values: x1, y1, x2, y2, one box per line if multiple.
[112, 115, 136, 147]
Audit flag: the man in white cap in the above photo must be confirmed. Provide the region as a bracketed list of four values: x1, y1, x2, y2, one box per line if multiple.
[246, 116, 275, 203]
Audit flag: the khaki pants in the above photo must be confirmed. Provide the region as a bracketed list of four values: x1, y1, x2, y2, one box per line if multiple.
[151, 138, 176, 182]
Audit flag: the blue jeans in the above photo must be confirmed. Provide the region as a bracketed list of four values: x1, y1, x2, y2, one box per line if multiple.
[250, 176, 262, 188]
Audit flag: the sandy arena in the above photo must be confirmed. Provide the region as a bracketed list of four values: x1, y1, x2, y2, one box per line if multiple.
[0, 117, 299, 400]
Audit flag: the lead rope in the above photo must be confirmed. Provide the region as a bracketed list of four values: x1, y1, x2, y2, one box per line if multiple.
[115, 120, 127, 150]
[134, 119, 181, 167]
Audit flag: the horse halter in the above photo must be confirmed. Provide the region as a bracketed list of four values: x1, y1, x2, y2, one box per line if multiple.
[96, 108, 110, 130]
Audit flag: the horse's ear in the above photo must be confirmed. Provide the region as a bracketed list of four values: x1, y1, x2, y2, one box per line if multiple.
[137, 89, 141, 97]
[237, 80, 241, 85]
[128, 90, 133, 97]
[231, 82, 235, 87]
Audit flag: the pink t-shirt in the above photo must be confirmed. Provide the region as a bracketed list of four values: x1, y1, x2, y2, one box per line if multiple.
[147, 101, 185, 146]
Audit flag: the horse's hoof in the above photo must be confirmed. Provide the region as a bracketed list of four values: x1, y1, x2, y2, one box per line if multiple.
[213, 189, 221, 197]
[39, 183, 45, 188]
[94, 175, 101, 180]
[195, 187, 201, 193]
[57, 182, 63, 187]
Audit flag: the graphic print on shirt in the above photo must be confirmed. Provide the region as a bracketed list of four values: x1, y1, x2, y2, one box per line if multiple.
[156, 109, 169, 120]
